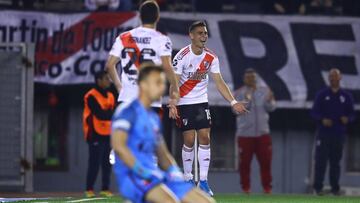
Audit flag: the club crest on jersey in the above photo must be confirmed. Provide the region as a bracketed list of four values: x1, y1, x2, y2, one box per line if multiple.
[203, 61, 210, 69]
[340, 95, 346, 103]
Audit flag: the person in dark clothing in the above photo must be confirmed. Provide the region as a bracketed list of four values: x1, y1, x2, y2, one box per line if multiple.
[307, 0, 341, 16]
[83, 71, 115, 197]
[311, 68, 355, 196]
[12, 0, 35, 10]
[265, 0, 307, 14]
[195, 0, 222, 13]
[342, 0, 360, 16]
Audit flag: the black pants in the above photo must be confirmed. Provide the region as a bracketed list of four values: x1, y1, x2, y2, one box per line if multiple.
[86, 138, 112, 191]
[314, 134, 345, 193]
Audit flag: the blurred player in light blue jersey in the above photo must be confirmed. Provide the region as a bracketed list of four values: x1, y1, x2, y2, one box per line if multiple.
[111, 63, 215, 203]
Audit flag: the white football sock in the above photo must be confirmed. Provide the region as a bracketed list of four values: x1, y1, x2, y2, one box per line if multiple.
[198, 144, 211, 181]
[182, 145, 194, 181]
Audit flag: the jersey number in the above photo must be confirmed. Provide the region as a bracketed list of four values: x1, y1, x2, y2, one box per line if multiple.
[121, 48, 156, 75]
[205, 109, 211, 120]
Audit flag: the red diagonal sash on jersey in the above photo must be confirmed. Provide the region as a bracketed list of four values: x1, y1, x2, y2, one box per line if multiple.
[179, 53, 214, 97]
[120, 32, 141, 68]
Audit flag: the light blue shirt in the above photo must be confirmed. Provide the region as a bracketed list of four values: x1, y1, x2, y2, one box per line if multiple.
[111, 99, 163, 176]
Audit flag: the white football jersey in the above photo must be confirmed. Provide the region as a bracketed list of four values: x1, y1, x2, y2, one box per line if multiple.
[109, 26, 172, 107]
[173, 45, 220, 105]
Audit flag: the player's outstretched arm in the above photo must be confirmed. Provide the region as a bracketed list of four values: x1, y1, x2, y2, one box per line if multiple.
[105, 55, 122, 93]
[111, 130, 163, 181]
[111, 130, 136, 167]
[167, 74, 182, 119]
[162, 55, 180, 119]
[156, 141, 184, 181]
[211, 73, 248, 114]
[161, 55, 180, 103]
[156, 141, 178, 170]
[211, 72, 236, 102]
[265, 88, 276, 112]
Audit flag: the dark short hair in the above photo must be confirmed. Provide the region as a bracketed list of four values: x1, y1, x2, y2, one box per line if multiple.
[94, 70, 108, 83]
[138, 63, 164, 84]
[139, 1, 159, 24]
[189, 21, 207, 33]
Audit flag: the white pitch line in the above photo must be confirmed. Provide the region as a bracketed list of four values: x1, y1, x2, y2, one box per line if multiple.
[66, 198, 107, 203]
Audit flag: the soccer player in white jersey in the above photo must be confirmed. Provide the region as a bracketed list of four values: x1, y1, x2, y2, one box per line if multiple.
[172, 21, 247, 196]
[106, 0, 179, 114]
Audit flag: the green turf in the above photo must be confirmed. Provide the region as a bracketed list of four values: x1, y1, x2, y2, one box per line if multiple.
[10, 194, 360, 203]
[215, 194, 360, 203]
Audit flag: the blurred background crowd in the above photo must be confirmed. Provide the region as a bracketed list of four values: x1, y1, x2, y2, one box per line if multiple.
[0, 0, 359, 16]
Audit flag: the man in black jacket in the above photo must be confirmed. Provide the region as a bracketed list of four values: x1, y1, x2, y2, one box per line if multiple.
[311, 68, 355, 195]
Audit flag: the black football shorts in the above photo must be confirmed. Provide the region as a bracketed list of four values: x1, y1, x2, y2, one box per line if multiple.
[176, 102, 211, 132]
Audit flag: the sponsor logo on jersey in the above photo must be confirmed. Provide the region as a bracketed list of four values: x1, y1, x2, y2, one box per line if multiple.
[187, 71, 208, 80]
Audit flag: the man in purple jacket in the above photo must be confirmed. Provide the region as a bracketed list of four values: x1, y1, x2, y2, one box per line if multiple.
[311, 68, 355, 195]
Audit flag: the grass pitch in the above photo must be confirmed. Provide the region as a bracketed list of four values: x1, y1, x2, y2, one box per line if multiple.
[4, 194, 360, 203]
